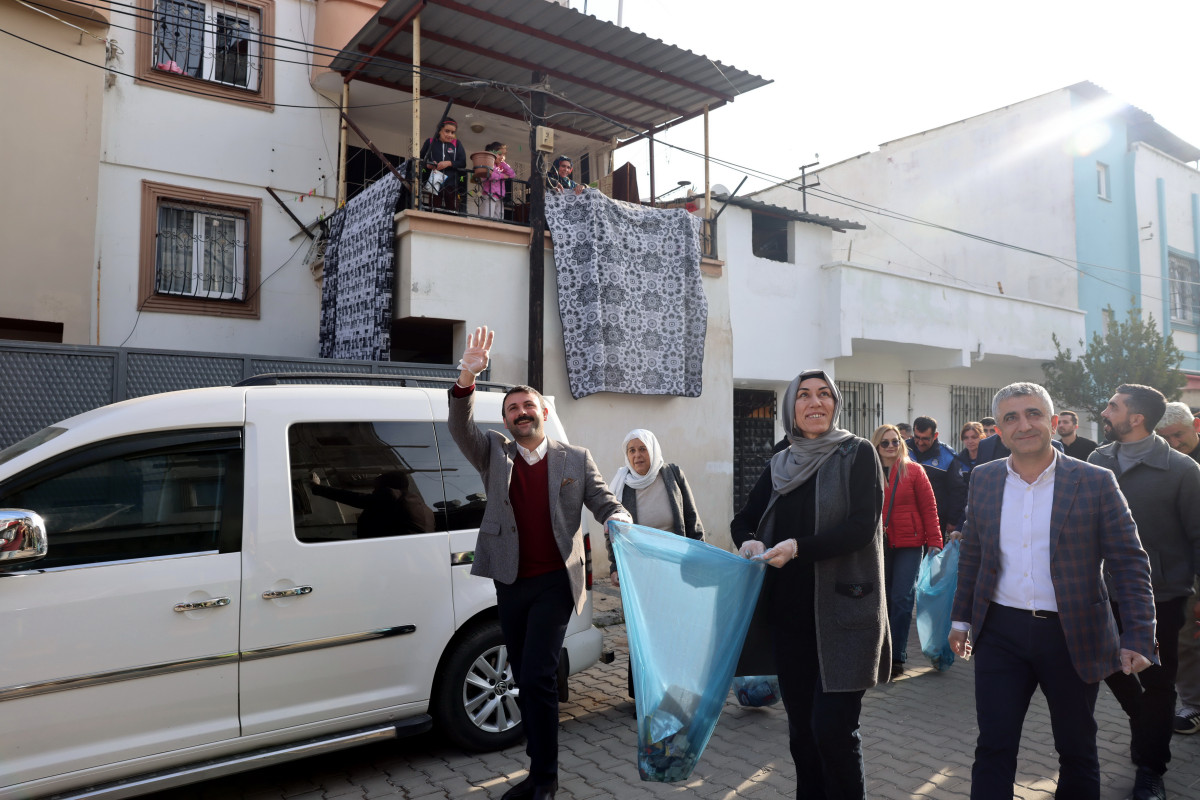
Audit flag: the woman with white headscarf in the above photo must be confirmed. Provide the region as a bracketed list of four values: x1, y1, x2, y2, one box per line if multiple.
[732, 370, 889, 800]
[605, 428, 704, 703]
[605, 428, 704, 587]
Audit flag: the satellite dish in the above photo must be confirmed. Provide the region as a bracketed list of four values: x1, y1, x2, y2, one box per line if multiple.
[711, 184, 729, 196]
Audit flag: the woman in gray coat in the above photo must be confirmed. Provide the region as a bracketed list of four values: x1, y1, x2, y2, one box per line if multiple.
[733, 370, 889, 800]
[606, 428, 704, 700]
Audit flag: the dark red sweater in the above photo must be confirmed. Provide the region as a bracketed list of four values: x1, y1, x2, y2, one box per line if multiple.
[510, 455, 563, 578]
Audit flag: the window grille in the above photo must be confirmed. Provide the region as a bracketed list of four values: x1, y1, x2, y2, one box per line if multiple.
[153, 0, 261, 90]
[949, 385, 999, 450]
[733, 389, 777, 512]
[1169, 252, 1200, 326]
[156, 201, 247, 301]
[836, 381, 883, 440]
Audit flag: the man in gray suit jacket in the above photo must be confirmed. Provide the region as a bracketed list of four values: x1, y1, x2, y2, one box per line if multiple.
[449, 326, 628, 800]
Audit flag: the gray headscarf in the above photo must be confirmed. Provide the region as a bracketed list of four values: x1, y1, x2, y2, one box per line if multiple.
[770, 369, 855, 495]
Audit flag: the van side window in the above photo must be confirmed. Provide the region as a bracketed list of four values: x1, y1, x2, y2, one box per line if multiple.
[433, 421, 506, 531]
[0, 431, 243, 569]
[289, 422, 441, 541]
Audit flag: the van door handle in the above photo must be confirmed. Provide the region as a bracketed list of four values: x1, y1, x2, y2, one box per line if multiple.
[262, 586, 314, 599]
[174, 597, 232, 612]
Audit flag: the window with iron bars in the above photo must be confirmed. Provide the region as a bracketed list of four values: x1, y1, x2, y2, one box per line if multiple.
[949, 385, 1000, 450]
[1169, 252, 1200, 327]
[153, 0, 262, 89]
[836, 381, 883, 440]
[156, 201, 247, 301]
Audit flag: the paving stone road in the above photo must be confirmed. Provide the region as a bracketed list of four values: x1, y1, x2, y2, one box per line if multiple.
[144, 585, 1200, 800]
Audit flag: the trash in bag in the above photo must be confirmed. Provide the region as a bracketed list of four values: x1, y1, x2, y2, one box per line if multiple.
[915, 538, 961, 671]
[731, 675, 781, 707]
[609, 521, 766, 782]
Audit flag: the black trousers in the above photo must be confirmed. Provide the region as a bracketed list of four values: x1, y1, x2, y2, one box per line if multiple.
[971, 604, 1100, 800]
[495, 569, 573, 783]
[773, 617, 867, 800]
[1105, 595, 1186, 776]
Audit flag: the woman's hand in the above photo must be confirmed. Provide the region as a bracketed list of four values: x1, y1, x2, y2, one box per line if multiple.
[610, 570, 619, 588]
[738, 540, 765, 560]
[761, 538, 798, 568]
[945, 529, 963, 543]
[436, 160, 452, 170]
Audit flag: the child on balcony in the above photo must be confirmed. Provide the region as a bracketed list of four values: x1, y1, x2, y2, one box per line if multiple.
[479, 142, 516, 220]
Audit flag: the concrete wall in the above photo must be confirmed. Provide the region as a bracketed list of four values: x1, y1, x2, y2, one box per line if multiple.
[1131, 143, 1200, 372]
[1, 4, 108, 343]
[397, 212, 735, 565]
[95, 0, 335, 355]
[755, 88, 1080, 311]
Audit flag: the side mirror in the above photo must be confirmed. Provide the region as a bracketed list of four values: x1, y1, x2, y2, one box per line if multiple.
[0, 510, 47, 571]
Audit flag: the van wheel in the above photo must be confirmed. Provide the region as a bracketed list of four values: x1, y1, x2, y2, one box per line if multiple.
[435, 620, 524, 751]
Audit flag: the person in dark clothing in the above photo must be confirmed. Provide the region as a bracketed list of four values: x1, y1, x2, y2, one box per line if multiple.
[956, 421, 985, 483]
[419, 117, 467, 211]
[733, 370, 888, 800]
[907, 416, 966, 538]
[546, 155, 583, 194]
[1056, 410, 1098, 460]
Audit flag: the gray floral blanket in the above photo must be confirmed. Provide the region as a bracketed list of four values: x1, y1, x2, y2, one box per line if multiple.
[545, 191, 707, 399]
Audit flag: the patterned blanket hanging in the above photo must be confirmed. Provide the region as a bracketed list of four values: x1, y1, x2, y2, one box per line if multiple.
[318, 174, 402, 361]
[545, 191, 707, 399]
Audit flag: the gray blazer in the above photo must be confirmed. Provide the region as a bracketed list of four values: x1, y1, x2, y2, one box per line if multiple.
[448, 387, 626, 613]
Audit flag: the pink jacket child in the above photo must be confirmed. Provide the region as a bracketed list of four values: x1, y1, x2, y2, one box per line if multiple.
[480, 142, 516, 198]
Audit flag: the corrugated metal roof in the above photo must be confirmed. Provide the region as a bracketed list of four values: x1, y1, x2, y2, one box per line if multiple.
[711, 193, 865, 233]
[329, 0, 771, 142]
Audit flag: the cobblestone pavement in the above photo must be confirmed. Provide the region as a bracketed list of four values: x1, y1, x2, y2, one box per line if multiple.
[145, 585, 1200, 800]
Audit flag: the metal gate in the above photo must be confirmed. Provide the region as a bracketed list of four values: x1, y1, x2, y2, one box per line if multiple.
[836, 380, 884, 440]
[733, 389, 777, 513]
[0, 341, 466, 450]
[949, 385, 999, 450]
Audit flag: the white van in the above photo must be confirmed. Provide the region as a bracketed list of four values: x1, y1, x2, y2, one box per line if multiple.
[0, 379, 605, 800]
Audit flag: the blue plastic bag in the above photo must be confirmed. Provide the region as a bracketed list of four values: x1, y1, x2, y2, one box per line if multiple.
[609, 521, 766, 782]
[914, 538, 961, 671]
[731, 675, 781, 707]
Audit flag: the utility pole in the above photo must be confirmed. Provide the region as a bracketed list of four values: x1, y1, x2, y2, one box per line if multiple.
[527, 70, 548, 392]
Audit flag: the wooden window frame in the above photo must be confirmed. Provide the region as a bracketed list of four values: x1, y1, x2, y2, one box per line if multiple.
[134, 0, 275, 110]
[139, 180, 262, 318]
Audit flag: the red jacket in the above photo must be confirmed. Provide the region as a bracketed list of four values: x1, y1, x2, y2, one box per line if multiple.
[883, 460, 942, 549]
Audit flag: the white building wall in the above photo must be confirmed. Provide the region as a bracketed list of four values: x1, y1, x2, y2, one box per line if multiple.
[755, 89, 1081, 311]
[399, 220, 735, 557]
[95, 0, 336, 355]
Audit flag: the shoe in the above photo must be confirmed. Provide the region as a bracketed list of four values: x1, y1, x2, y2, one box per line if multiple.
[530, 777, 558, 800]
[1129, 767, 1166, 800]
[1174, 705, 1200, 735]
[890, 661, 904, 679]
[500, 777, 535, 800]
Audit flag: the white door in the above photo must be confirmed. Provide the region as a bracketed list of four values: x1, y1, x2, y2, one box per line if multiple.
[238, 389, 457, 735]
[0, 431, 243, 788]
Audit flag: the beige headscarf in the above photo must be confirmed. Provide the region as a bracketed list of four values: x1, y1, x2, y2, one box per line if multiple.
[770, 369, 855, 495]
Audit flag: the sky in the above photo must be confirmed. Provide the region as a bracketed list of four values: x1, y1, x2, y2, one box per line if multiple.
[568, 0, 1200, 203]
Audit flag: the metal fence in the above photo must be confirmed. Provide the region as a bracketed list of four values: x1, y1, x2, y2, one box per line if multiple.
[0, 341, 467, 450]
[733, 389, 777, 513]
[837, 381, 884, 440]
[949, 384, 1000, 450]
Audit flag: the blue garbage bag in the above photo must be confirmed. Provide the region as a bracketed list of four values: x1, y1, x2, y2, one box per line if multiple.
[914, 538, 961, 671]
[609, 521, 766, 782]
[731, 675, 781, 707]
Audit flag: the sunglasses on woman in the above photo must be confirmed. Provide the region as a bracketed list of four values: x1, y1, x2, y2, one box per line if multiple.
[879, 440, 901, 448]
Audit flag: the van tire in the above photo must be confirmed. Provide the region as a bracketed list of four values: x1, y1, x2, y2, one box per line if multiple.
[434, 620, 525, 751]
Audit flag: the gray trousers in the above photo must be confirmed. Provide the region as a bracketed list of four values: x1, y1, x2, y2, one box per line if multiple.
[1177, 578, 1200, 710]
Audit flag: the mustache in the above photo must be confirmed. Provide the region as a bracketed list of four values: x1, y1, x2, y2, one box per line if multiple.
[513, 415, 537, 425]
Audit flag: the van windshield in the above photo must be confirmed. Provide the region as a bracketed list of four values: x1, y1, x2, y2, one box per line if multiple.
[0, 427, 67, 467]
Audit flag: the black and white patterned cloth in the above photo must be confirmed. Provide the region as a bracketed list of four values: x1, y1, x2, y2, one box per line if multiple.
[546, 191, 707, 399]
[318, 174, 402, 361]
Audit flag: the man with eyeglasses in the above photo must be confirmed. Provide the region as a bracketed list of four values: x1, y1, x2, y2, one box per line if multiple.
[907, 416, 967, 539]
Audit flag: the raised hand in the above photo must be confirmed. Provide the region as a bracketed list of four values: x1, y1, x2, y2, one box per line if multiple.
[460, 326, 494, 377]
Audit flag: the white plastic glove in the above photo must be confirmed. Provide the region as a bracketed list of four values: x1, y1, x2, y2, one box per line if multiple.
[738, 540, 765, 560]
[761, 538, 798, 568]
[607, 512, 633, 526]
[459, 325, 494, 376]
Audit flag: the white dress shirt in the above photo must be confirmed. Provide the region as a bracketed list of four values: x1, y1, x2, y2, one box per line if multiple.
[515, 437, 549, 465]
[991, 454, 1059, 613]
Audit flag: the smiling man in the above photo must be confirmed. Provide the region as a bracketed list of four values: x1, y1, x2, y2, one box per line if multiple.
[1089, 385, 1200, 800]
[950, 382, 1155, 800]
[448, 326, 628, 800]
